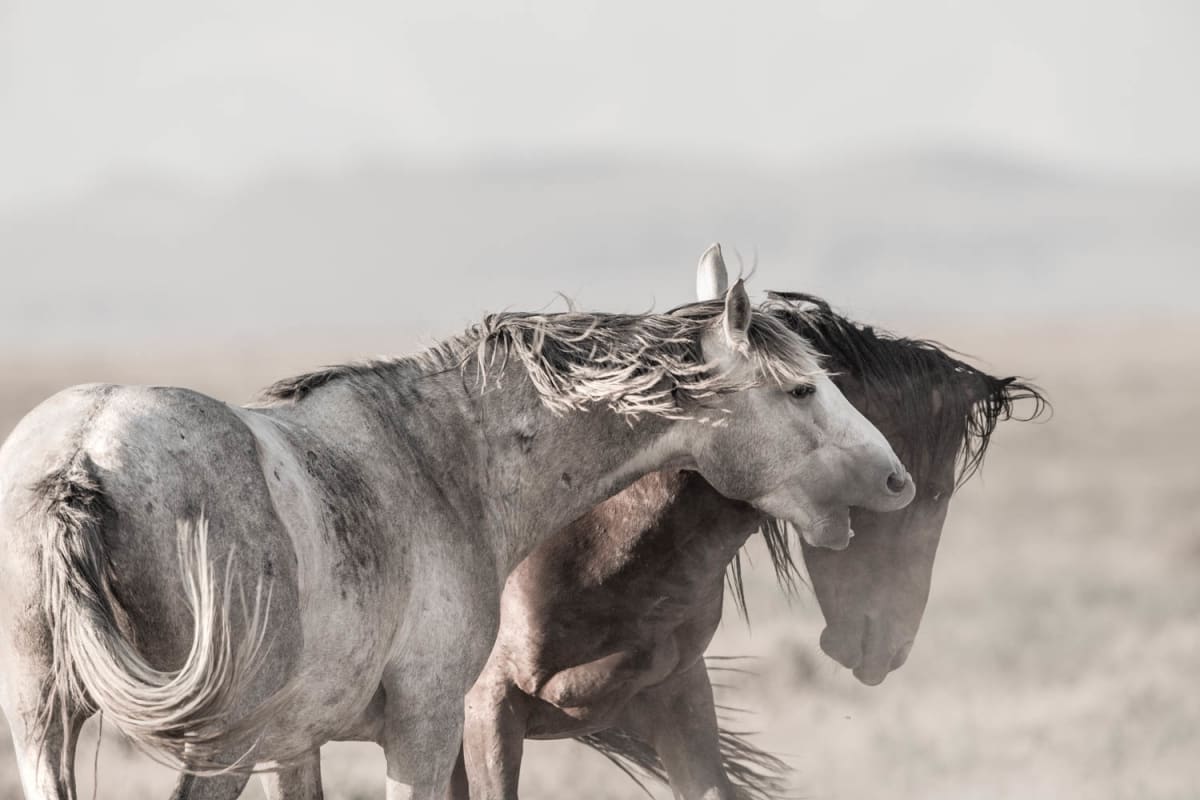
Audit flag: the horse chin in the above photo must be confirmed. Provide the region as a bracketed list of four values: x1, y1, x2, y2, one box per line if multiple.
[795, 507, 852, 551]
[852, 663, 891, 686]
[822, 621, 916, 686]
[853, 638, 913, 686]
[819, 624, 863, 671]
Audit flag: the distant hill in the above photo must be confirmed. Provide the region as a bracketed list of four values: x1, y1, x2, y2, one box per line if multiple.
[3, 150, 1197, 351]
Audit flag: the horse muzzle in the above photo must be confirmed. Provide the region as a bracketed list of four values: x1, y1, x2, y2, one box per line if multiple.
[819, 617, 915, 686]
[861, 465, 916, 513]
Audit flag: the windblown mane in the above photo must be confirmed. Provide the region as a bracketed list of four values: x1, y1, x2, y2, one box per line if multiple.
[764, 291, 1048, 485]
[259, 300, 823, 420]
[729, 291, 1049, 605]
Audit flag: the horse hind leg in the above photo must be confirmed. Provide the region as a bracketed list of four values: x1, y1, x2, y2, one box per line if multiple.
[1, 675, 88, 800]
[0, 569, 88, 799]
[168, 772, 250, 800]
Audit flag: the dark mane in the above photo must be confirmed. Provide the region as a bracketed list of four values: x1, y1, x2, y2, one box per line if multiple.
[730, 291, 1049, 605]
[765, 291, 1048, 487]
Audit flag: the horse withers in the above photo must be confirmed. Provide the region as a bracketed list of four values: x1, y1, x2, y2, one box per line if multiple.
[0, 272, 911, 800]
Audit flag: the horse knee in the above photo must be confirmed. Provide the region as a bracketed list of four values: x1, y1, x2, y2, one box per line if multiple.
[464, 675, 525, 734]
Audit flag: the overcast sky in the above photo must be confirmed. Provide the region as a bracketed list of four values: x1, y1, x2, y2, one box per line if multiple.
[3, 0, 1199, 211]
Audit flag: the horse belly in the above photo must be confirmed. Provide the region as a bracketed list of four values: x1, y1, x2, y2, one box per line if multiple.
[231, 409, 399, 745]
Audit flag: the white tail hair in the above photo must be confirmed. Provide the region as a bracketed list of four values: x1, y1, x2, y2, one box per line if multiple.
[65, 518, 271, 765]
[35, 456, 279, 772]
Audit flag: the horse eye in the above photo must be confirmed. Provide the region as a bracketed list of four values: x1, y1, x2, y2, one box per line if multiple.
[789, 384, 816, 399]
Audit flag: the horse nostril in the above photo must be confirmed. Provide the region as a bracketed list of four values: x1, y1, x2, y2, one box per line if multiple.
[886, 471, 908, 494]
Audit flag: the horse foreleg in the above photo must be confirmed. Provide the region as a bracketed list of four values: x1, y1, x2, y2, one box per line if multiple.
[461, 672, 530, 800]
[379, 669, 477, 800]
[256, 686, 381, 800]
[377, 572, 501, 800]
[382, 716, 466, 800]
[615, 661, 736, 800]
[166, 761, 319, 800]
[258, 752, 324, 799]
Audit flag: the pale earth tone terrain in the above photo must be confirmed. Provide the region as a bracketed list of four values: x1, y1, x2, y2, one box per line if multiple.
[0, 319, 1196, 799]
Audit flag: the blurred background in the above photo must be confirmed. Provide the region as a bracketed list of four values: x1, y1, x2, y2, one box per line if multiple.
[1, 1, 1198, 798]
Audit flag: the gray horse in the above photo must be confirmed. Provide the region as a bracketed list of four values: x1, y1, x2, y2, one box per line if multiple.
[154, 250, 1045, 800]
[0, 273, 912, 799]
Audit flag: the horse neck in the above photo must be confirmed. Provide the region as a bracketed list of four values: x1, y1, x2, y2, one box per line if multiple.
[564, 471, 765, 591]
[307, 358, 690, 580]
[467, 361, 688, 576]
[649, 473, 765, 582]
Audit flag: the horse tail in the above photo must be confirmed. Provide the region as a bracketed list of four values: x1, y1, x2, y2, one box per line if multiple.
[33, 454, 275, 770]
[576, 724, 791, 800]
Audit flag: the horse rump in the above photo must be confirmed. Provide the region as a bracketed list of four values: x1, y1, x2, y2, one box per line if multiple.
[32, 454, 276, 772]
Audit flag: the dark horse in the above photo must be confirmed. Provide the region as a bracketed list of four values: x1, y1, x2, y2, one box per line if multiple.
[458, 290, 1047, 799]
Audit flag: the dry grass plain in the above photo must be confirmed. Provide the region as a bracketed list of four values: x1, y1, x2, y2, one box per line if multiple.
[1, 318, 1197, 799]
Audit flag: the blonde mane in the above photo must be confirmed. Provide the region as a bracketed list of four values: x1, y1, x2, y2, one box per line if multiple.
[261, 299, 824, 420]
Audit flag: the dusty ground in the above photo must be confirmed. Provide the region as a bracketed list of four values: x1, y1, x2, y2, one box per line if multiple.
[1, 319, 1197, 799]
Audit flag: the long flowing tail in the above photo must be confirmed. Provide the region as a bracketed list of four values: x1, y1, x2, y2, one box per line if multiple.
[33, 456, 275, 771]
[577, 724, 791, 800]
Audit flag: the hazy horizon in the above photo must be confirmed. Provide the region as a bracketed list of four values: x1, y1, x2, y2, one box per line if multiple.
[5, 0, 1199, 353]
[3, 144, 1198, 354]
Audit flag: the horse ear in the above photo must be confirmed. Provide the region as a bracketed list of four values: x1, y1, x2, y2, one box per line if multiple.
[696, 243, 728, 301]
[722, 279, 752, 352]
